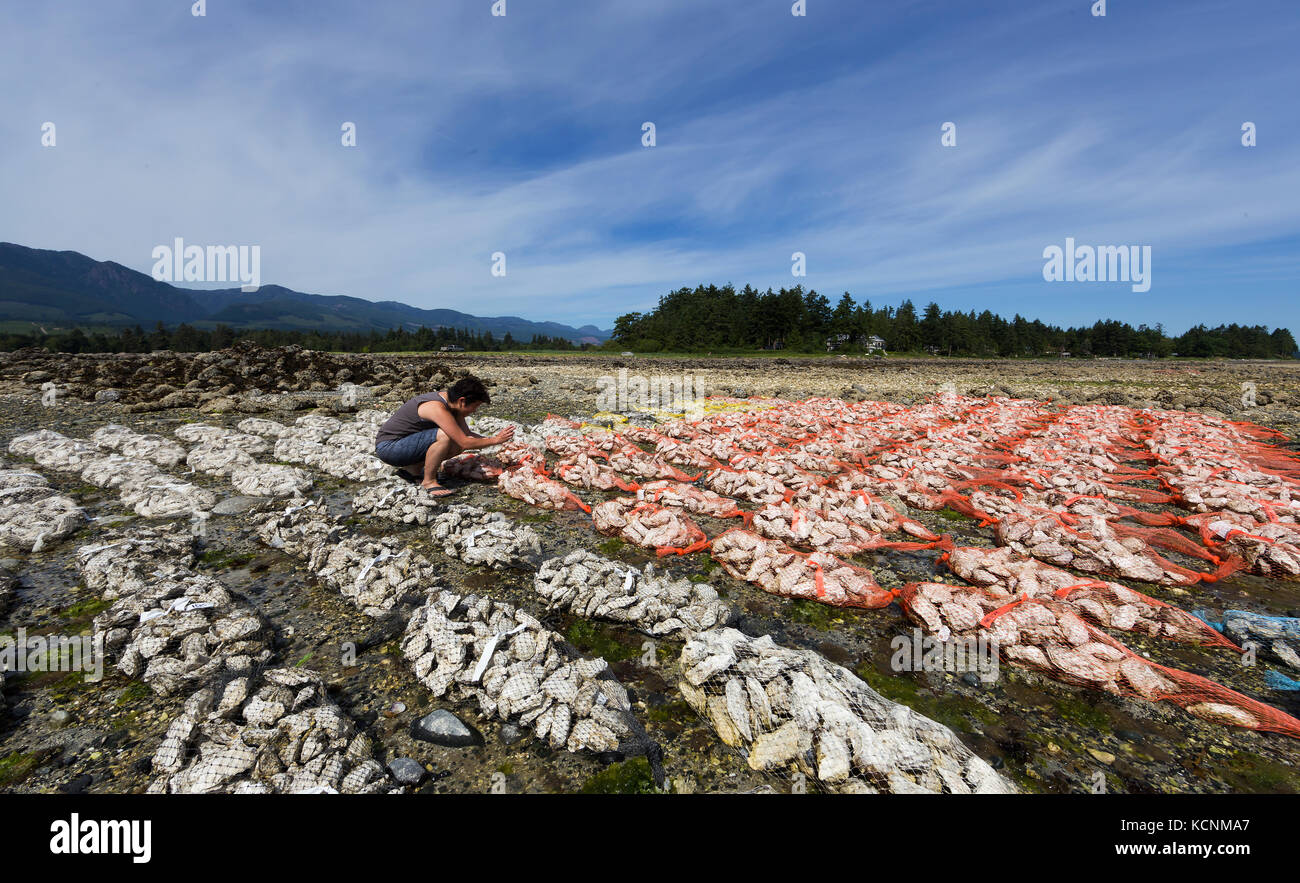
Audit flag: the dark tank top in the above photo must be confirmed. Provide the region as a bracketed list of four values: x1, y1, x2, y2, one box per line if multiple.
[375, 391, 449, 444]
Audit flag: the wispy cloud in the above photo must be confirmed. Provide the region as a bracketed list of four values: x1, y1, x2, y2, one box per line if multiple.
[1, 0, 1296, 332]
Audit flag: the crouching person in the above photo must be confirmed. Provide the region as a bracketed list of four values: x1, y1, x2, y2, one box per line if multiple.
[373, 376, 514, 496]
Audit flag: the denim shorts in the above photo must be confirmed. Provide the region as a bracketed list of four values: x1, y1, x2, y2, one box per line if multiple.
[374, 427, 440, 467]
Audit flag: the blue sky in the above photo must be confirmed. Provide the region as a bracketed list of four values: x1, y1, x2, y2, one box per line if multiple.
[2, 0, 1297, 333]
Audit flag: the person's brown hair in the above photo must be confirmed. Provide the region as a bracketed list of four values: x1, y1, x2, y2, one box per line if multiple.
[448, 376, 490, 405]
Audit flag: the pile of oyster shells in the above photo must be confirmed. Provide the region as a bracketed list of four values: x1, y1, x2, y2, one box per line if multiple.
[148, 667, 400, 794]
[186, 442, 256, 477]
[83, 545, 274, 697]
[74, 527, 198, 598]
[402, 590, 636, 753]
[116, 475, 219, 519]
[270, 434, 391, 483]
[9, 429, 99, 471]
[229, 464, 313, 497]
[305, 534, 436, 617]
[535, 550, 730, 638]
[254, 498, 341, 558]
[0, 465, 84, 551]
[86, 453, 163, 491]
[351, 482, 442, 526]
[236, 417, 291, 438]
[66, 524, 394, 793]
[251, 501, 651, 761]
[469, 416, 556, 451]
[175, 423, 270, 454]
[93, 424, 188, 468]
[431, 504, 542, 569]
[8, 430, 216, 520]
[995, 512, 1189, 586]
[678, 628, 1016, 794]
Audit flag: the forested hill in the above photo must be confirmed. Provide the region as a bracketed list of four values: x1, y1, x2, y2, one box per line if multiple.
[609, 284, 1298, 358]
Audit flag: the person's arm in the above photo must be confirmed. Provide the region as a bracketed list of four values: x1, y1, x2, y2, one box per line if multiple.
[417, 401, 513, 449]
[454, 412, 481, 439]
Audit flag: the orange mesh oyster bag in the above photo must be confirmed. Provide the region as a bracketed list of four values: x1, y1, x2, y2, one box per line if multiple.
[710, 528, 896, 609]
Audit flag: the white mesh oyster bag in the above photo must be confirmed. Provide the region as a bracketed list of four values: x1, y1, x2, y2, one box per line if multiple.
[149, 668, 401, 794]
[534, 550, 730, 638]
[678, 628, 1016, 794]
[402, 590, 641, 754]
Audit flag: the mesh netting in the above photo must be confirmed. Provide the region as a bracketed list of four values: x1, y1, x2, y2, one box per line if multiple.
[678, 628, 1015, 793]
[709, 528, 896, 608]
[900, 583, 1300, 738]
[592, 498, 709, 555]
[430, 503, 543, 569]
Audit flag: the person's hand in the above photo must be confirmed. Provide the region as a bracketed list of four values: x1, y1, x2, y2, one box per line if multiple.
[491, 426, 515, 444]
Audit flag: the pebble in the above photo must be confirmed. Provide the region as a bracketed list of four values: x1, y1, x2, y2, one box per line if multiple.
[499, 724, 527, 746]
[49, 709, 70, 726]
[1087, 748, 1117, 765]
[412, 709, 483, 747]
[387, 757, 427, 785]
[960, 673, 982, 689]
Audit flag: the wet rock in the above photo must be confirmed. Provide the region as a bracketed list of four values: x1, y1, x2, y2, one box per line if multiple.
[412, 710, 483, 747]
[59, 773, 94, 794]
[387, 757, 427, 786]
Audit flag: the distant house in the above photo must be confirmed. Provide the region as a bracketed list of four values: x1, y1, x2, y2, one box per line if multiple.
[825, 333, 887, 354]
[439, 345, 465, 352]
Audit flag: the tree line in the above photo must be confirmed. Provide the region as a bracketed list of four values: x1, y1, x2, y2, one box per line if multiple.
[0, 323, 587, 354]
[605, 284, 1298, 358]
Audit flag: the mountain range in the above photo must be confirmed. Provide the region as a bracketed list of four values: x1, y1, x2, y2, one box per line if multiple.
[0, 243, 610, 343]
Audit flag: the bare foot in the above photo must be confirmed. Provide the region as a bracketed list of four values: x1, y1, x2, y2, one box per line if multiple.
[421, 482, 457, 497]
